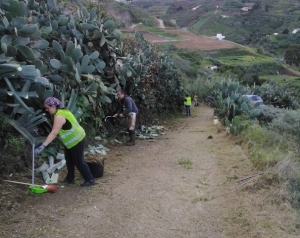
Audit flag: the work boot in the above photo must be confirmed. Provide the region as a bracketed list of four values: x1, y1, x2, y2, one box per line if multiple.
[126, 129, 132, 143]
[126, 130, 135, 146]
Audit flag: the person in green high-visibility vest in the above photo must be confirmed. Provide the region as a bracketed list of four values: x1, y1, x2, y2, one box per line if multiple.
[184, 94, 192, 116]
[34, 97, 95, 187]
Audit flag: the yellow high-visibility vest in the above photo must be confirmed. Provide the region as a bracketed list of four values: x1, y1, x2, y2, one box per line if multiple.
[184, 96, 192, 106]
[55, 109, 86, 149]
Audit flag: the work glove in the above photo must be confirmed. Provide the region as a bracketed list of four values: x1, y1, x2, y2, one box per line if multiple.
[34, 144, 45, 155]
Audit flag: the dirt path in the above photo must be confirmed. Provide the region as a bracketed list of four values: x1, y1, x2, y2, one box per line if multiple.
[157, 19, 165, 28]
[1, 106, 299, 237]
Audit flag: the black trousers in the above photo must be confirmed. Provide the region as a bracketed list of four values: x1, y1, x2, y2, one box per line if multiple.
[64, 137, 94, 182]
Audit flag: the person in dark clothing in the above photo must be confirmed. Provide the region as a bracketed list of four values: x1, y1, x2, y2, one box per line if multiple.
[113, 90, 139, 146]
[34, 97, 95, 187]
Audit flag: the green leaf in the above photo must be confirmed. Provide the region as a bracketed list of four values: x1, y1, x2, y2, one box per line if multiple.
[33, 30, 42, 39]
[15, 45, 35, 61]
[88, 82, 97, 93]
[1, 35, 12, 45]
[65, 41, 74, 56]
[254, 102, 261, 108]
[9, 0, 20, 16]
[92, 30, 102, 39]
[52, 40, 63, 55]
[81, 95, 90, 106]
[75, 68, 81, 84]
[52, 20, 58, 30]
[90, 8, 96, 21]
[3, 77, 34, 115]
[118, 75, 126, 85]
[50, 59, 62, 69]
[75, 34, 84, 40]
[42, 90, 54, 101]
[251, 109, 261, 117]
[232, 116, 240, 126]
[31, 40, 49, 50]
[72, 48, 83, 60]
[40, 26, 52, 35]
[11, 17, 26, 28]
[44, 49, 55, 58]
[50, 6, 60, 15]
[59, 49, 65, 62]
[82, 23, 98, 31]
[48, 75, 63, 83]
[103, 20, 115, 30]
[17, 24, 38, 37]
[32, 59, 43, 70]
[7, 46, 17, 57]
[241, 102, 249, 111]
[96, 61, 106, 71]
[64, 56, 75, 72]
[89, 51, 99, 60]
[225, 119, 231, 127]
[47, 0, 56, 10]
[111, 29, 121, 39]
[135, 77, 141, 84]
[100, 35, 106, 47]
[127, 70, 132, 77]
[82, 7, 90, 18]
[81, 55, 90, 68]
[57, 16, 69, 26]
[1, 43, 7, 53]
[17, 1, 27, 16]
[82, 65, 95, 74]
[100, 95, 112, 103]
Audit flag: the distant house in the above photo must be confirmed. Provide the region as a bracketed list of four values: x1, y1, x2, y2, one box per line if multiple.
[273, 33, 279, 35]
[192, 5, 201, 10]
[241, 7, 251, 11]
[207, 66, 218, 71]
[114, 0, 131, 4]
[292, 28, 300, 34]
[216, 33, 225, 40]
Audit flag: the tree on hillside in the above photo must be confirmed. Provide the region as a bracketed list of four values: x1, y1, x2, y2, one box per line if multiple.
[284, 44, 300, 67]
[282, 28, 289, 34]
[252, 1, 261, 11]
[264, 4, 269, 12]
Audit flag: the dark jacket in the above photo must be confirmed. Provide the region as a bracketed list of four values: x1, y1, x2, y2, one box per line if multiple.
[118, 96, 138, 117]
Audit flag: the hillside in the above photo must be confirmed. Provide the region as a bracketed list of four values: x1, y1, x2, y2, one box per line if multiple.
[133, 0, 300, 47]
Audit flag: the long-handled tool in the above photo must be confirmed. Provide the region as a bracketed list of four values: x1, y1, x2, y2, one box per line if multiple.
[104, 116, 113, 122]
[4, 180, 57, 193]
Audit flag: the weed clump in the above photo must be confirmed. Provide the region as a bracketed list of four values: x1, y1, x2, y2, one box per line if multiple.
[178, 157, 193, 169]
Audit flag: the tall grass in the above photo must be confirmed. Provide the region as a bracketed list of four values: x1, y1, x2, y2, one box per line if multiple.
[242, 108, 300, 209]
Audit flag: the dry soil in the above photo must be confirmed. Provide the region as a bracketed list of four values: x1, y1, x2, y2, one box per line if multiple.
[0, 106, 299, 238]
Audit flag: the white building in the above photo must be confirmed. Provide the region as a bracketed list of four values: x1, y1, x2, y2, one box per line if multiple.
[207, 65, 218, 71]
[292, 28, 300, 34]
[216, 33, 225, 40]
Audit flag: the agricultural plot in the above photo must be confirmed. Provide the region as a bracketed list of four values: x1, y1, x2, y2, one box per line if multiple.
[217, 55, 274, 66]
[260, 74, 300, 81]
[133, 25, 238, 50]
[149, 6, 169, 17]
[138, 25, 184, 40]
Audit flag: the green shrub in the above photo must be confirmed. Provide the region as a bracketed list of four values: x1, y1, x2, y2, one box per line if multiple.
[0, 118, 29, 175]
[256, 105, 284, 125]
[242, 125, 289, 169]
[268, 109, 300, 151]
[252, 81, 300, 109]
